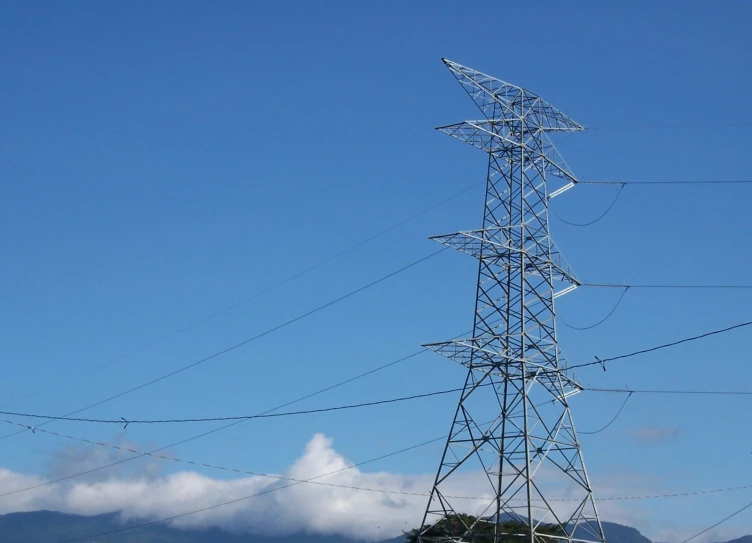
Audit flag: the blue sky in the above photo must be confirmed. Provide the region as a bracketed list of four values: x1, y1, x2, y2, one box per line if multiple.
[1, 1, 751, 541]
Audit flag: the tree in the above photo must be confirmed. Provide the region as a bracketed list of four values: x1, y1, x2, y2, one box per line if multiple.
[404, 514, 565, 543]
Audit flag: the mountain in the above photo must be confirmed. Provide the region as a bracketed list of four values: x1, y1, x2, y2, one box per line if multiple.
[0, 510, 357, 543]
[719, 538, 752, 543]
[485, 514, 652, 543]
[0, 510, 747, 543]
[597, 523, 652, 543]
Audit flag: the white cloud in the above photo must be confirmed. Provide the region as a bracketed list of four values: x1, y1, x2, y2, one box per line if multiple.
[0, 434, 448, 540]
[0, 433, 746, 543]
[628, 426, 682, 444]
[44, 433, 163, 483]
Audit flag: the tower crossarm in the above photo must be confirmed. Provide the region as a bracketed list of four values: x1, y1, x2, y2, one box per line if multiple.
[428, 228, 579, 288]
[437, 121, 579, 186]
[441, 58, 586, 131]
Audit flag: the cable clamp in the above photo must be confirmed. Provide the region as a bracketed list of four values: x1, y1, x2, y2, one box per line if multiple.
[595, 356, 607, 371]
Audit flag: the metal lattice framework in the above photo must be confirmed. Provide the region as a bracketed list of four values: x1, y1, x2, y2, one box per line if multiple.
[418, 59, 606, 543]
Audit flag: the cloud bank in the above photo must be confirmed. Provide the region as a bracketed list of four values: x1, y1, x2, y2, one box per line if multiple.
[628, 426, 682, 444]
[0, 434, 451, 540]
[0, 433, 742, 543]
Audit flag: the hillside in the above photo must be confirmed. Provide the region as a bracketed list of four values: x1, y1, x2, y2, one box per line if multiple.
[718, 538, 752, 543]
[0, 511, 356, 543]
[0, 511, 746, 543]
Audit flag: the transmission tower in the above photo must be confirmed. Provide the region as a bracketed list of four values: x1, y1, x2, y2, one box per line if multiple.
[417, 59, 606, 543]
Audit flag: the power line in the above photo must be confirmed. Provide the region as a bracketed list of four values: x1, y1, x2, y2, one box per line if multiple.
[5, 316, 749, 496]
[0, 375, 439, 499]
[596, 484, 752, 502]
[36, 429, 752, 542]
[559, 287, 630, 331]
[680, 497, 752, 543]
[56, 432, 450, 543]
[588, 387, 752, 396]
[0, 248, 446, 442]
[566, 320, 752, 373]
[553, 178, 751, 229]
[579, 392, 632, 435]
[4, 182, 479, 410]
[0, 372, 510, 502]
[8, 170, 746, 414]
[8, 315, 750, 433]
[1, 314, 746, 502]
[0, 385, 472, 426]
[0, 416, 447, 501]
[6, 380, 751, 427]
[4, 415, 752, 510]
[0, 317, 489, 496]
[589, 122, 752, 130]
[1, 315, 748, 505]
[583, 282, 752, 289]
[4, 173, 746, 414]
[580, 179, 752, 186]
[0, 347, 440, 497]
[554, 183, 626, 227]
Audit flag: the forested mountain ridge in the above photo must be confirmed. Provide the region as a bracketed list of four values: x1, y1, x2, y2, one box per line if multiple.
[0, 511, 743, 543]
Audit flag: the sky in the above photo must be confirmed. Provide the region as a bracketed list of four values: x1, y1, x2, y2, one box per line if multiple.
[1, 1, 751, 542]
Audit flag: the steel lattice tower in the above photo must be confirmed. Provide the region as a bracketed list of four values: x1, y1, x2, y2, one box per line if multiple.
[417, 59, 606, 543]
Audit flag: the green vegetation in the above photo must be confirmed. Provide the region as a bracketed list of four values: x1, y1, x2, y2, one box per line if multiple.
[404, 514, 565, 543]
